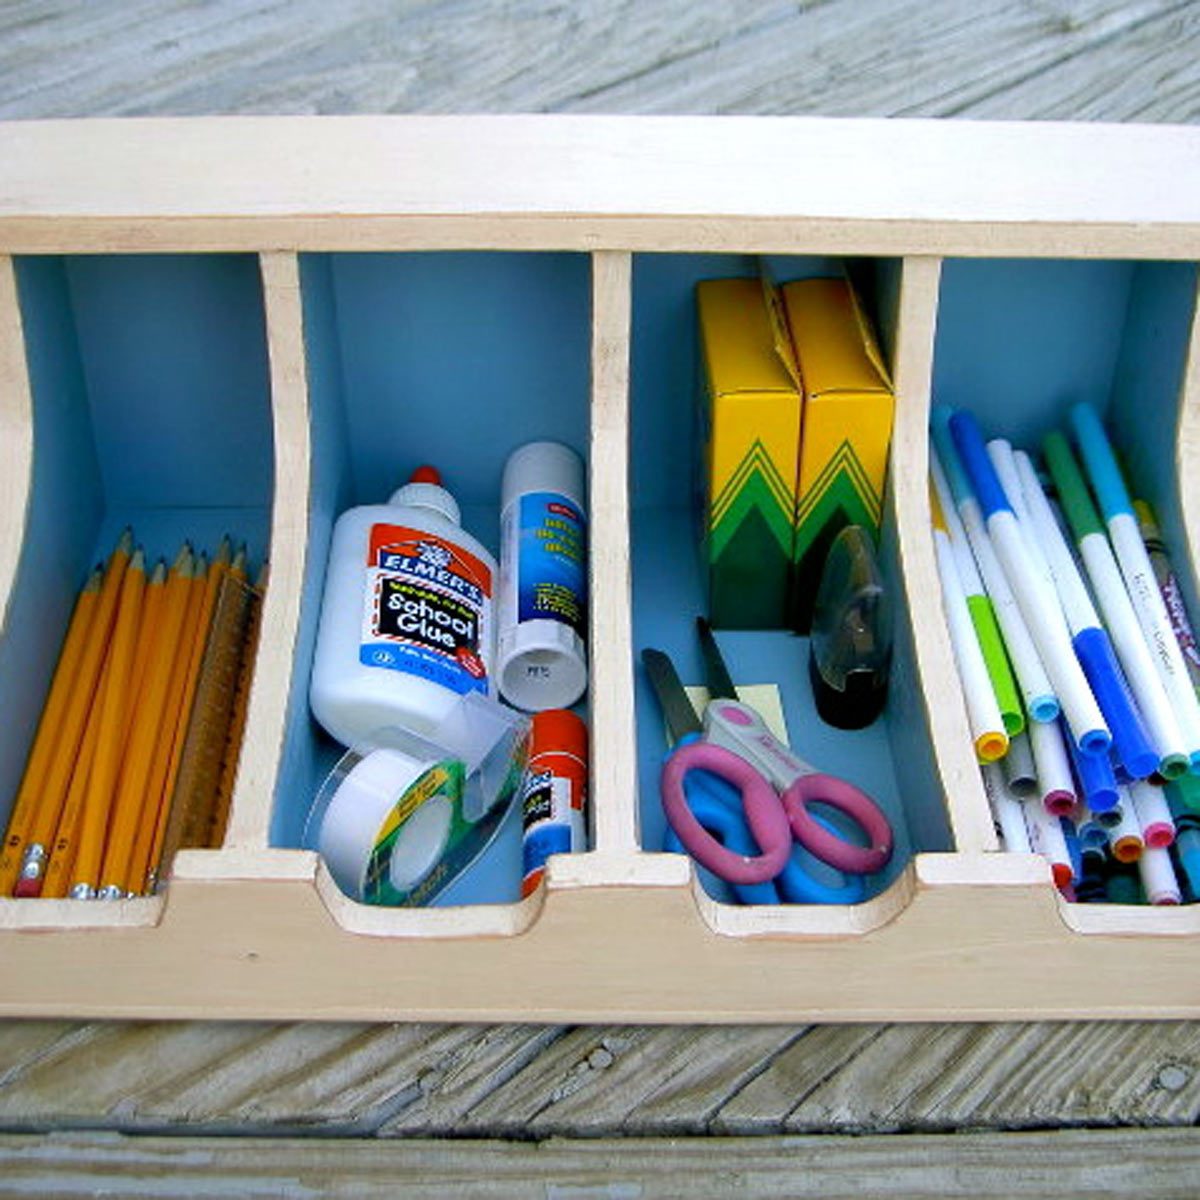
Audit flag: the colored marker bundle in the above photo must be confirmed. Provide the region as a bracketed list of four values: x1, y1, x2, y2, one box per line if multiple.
[0, 531, 262, 899]
[930, 402, 1200, 905]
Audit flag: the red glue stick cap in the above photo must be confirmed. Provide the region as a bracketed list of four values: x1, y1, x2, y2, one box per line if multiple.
[530, 709, 588, 760]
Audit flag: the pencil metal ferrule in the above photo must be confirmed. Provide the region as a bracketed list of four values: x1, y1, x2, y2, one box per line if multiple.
[96, 884, 123, 901]
[18, 844, 46, 878]
[69, 883, 96, 900]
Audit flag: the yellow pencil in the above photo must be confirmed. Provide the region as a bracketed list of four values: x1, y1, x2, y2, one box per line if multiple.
[3, 530, 132, 896]
[39, 645, 109, 900]
[99, 547, 193, 898]
[126, 549, 212, 895]
[142, 540, 229, 891]
[70, 547, 146, 899]
[128, 559, 168, 714]
[0, 566, 102, 896]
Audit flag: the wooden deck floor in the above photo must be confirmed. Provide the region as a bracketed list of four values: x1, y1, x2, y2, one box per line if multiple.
[1, 2, 1199, 1194]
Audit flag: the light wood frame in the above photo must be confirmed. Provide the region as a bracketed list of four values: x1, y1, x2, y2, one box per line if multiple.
[1, 115, 1199, 1021]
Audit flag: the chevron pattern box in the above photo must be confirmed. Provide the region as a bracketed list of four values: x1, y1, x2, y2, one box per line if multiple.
[696, 278, 802, 629]
[782, 277, 895, 633]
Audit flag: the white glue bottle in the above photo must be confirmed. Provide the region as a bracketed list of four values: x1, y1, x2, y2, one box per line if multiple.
[497, 441, 588, 711]
[310, 466, 498, 748]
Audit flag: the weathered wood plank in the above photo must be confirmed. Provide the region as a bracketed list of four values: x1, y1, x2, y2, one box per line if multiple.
[450, 1025, 800, 1136]
[0, 0, 797, 118]
[961, 5, 1200, 119]
[784, 1023, 1200, 1132]
[562, 0, 1194, 118]
[0, 1021, 566, 1132]
[1, 1129, 1199, 1198]
[0, 1, 1194, 123]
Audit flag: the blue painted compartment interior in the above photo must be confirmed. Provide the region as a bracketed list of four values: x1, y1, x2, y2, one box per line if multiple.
[273, 252, 592, 906]
[629, 253, 928, 906]
[0, 254, 275, 834]
[933, 258, 1200, 623]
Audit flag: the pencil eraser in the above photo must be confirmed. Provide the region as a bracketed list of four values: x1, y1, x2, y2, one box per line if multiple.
[12, 878, 42, 898]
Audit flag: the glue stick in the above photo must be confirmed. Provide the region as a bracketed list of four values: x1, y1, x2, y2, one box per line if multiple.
[520, 709, 588, 897]
[497, 442, 588, 712]
[310, 466, 498, 749]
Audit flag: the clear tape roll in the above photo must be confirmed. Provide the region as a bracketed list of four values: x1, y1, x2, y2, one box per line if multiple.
[318, 746, 455, 900]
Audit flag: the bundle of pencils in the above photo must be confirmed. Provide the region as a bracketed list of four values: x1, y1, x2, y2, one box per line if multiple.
[929, 403, 1200, 906]
[0, 530, 263, 900]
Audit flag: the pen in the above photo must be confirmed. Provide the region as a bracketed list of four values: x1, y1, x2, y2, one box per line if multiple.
[1043, 431, 1189, 781]
[930, 453, 1023, 738]
[1070, 403, 1200, 772]
[931, 481, 1008, 762]
[931, 410, 1057, 724]
[949, 409, 1109, 758]
[1013, 449, 1157, 780]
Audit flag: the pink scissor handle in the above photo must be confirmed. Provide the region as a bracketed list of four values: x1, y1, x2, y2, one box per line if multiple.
[781, 774, 893, 875]
[661, 740, 791, 885]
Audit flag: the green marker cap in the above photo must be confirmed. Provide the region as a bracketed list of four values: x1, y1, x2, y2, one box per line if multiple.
[1043, 431, 1105, 543]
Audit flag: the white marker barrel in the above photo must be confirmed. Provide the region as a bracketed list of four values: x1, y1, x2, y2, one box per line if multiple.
[981, 762, 1031, 853]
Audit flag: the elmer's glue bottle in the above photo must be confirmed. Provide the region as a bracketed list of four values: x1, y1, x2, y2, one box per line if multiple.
[310, 467, 498, 748]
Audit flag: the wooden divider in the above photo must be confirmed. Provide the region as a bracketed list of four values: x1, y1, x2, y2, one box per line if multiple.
[220, 252, 312, 852]
[0, 258, 32, 641]
[887, 256, 999, 854]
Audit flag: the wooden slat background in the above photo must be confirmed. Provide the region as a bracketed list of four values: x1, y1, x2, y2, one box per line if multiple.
[1, 1, 1199, 1192]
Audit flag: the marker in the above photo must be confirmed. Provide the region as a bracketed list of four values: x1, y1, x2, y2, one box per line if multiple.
[981, 762, 1031, 853]
[1134, 499, 1200, 696]
[1138, 845, 1182, 905]
[949, 410, 1109, 758]
[1013, 449, 1157, 780]
[1127, 779, 1174, 849]
[1070, 403, 1200, 772]
[1061, 816, 1084, 887]
[1022, 792, 1074, 887]
[932, 411, 1057, 724]
[1107, 787, 1144, 863]
[1075, 809, 1110, 852]
[1027, 717, 1076, 816]
[930, 481, 1008, 762]
[1042, 431, 1190, 781]
[930, 455, 1023, 737]
[1066, 730, 1119, 814]
[1172, 827, 1200, 900]
[1000, 730, 1038, 798]
[1075, 846, 1107, 902]
[1105, 860, 1143, 905]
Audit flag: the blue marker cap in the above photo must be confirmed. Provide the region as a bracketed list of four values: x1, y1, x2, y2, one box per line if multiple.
[1070, 403, 1134, 520]
[930, 407, 974, 505]
[1072, 627, 1158, 779]
[1067, 726, 1119, 813]
[948, 410, 1012, 520]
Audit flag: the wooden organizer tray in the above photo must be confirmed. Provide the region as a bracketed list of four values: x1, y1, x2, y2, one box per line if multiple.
[1, 116, 1199, 1022]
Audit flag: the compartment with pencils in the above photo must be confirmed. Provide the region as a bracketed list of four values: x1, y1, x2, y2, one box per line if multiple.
[0, 254, 272, 903]
[0, 117, 1199, 1022]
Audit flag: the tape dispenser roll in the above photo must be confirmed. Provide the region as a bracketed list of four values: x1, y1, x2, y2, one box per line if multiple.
[306, 694, 530, 907]
[318, 746, 459, 901]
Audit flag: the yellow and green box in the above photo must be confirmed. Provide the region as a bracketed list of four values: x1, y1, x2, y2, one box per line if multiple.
[782, 277, 894, 633]
[696, 278, 803, 628]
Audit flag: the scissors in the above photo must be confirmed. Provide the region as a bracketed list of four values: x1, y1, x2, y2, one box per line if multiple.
[642, 618, 894, 898]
